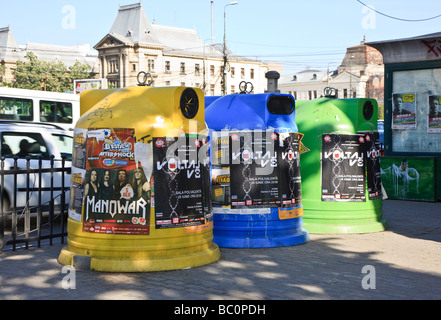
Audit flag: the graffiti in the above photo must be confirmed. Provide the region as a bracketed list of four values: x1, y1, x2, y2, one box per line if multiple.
[381, 161, 419, 198]
[422, 40, 441, 58]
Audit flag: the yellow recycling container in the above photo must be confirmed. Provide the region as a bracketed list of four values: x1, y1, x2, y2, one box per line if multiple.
[58, 85, 220, 272]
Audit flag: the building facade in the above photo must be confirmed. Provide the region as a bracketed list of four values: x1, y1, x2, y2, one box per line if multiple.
[0, 26, 99, 85]
[279, 40, 384, 106]
[94, 2, 269, 95]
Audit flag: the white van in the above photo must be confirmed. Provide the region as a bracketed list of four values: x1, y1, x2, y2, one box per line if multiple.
[0, 121, 73, 212]
[0, 87, 80, 133]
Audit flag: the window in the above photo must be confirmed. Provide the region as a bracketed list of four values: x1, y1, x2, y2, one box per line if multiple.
[109, 79, 120, 89]
[308, 91, 312, 100]
[2, 132, 50, 159]
[40, 101, 73, 124]
[195, 64, 200, 76]
[231, 85, 235, 94]
[165, 81, 170, 86]
[390, 68, 441, 154]
[241, 68, 245, 79]
[231, 67, 235, 78]
[181, 82, 186, 87]
[132, 64, 136, 72]
[108, 57, 119, 74]
[343, 89, 348, 99]
[210, 65, 215, 77]
[52, 134, 73, 161]
[148, 59, 155, 72]
[314, 90, 317, 99]
[165, 61, 171, 73]
[250, 68, 254, 80]
[0, 97, 33, 121]
[210, 84, 215, 96]
[180, 62, 186, 75]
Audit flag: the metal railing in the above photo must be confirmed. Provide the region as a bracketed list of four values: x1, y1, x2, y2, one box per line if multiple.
[0, 155, 71, 252]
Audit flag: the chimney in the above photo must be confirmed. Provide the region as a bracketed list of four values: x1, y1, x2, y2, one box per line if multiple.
[265, 71, 280, 93]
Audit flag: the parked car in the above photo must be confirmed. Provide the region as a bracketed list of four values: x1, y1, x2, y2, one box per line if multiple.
[0, 121, 73, 213]
[377, 120, 384, 156]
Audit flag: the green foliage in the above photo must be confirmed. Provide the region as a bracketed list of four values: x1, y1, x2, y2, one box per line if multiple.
[378, 103, 384, 120]
[11, 52, 94, 93]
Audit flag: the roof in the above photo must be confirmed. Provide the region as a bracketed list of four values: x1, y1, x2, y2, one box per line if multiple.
[108, 3, 160, 45]
[97, 2, 257, 62]
[0, 26, 98, 69]
[0, 26, 20, 61]
[366, 31, 441, 64]
[279, 70, 328, 84]
[367, 32, 441, 46]
[25, 42, 98, 69]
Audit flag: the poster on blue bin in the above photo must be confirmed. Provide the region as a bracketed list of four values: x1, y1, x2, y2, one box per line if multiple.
[229, 131, 280, 207]
[278, 133, 302, 208]
[211, 130, 302, 210]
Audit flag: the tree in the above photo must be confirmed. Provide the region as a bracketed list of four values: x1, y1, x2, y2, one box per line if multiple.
[0, 65, 10, 87]
[12, 52, 94, 93]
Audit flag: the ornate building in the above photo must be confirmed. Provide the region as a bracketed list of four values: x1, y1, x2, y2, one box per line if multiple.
[94, 2, 269, 95]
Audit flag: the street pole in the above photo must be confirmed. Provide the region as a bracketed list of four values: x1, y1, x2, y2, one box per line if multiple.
[223, 1, 238, 96]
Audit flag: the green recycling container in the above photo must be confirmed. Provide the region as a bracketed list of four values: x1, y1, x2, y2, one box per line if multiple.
[296, 97, 387, 234]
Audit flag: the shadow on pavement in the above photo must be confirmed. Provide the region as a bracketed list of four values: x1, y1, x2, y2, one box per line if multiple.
[1, 200, 440, 300]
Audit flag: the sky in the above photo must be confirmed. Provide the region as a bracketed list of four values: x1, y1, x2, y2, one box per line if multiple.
[1, 0, 441, 74]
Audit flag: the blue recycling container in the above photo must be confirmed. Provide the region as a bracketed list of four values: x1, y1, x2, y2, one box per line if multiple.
[205, 96, 222, 109]
[205, 93, 309, 248]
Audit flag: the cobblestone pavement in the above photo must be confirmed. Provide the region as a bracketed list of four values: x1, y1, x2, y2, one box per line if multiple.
[1, 200, 440, 301]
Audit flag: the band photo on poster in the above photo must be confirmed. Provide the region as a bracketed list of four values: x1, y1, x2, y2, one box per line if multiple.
[392, 93, 416, 130]
[81, 128, 151, 235]
[428, 94, 441, 133]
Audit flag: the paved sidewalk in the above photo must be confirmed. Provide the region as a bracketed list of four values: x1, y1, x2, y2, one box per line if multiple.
[1, 199, 440, 301]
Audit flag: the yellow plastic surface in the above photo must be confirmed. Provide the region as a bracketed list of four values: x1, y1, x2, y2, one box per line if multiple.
[58, 86, 220, 272]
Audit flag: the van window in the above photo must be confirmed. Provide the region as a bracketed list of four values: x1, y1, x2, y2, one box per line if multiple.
[40, 101, 73, 124]
[0, 96, 33, 121]
[52, 134, 73, 161]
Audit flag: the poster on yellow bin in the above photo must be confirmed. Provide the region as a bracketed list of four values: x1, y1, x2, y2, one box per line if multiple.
[153, 135, 211, 229]
[69, 128, 150, 235]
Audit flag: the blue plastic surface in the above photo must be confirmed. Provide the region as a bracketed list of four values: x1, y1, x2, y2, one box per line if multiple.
[205, 93, 309, 248]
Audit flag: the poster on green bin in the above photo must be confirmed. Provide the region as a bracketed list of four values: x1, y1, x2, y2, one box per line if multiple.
[380, 157, 436, 202]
